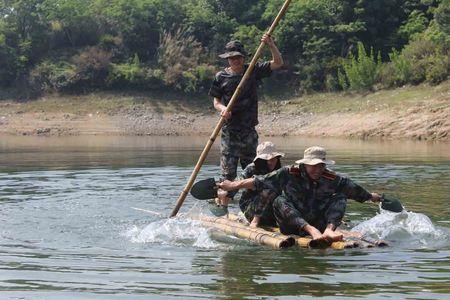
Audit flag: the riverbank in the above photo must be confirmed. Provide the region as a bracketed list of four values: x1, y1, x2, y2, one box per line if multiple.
[0, 81, 448, 140]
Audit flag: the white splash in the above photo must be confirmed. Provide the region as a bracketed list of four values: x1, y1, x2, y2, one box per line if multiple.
[352, 209, 448, 247]
[125, 216, 219, 249]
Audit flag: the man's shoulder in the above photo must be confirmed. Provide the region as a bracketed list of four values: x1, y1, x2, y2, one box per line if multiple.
[287, 165, 300, 176]
[321, 168, 340, 181]
[214, 70, 227, 79]
[262, 165, 290, 177]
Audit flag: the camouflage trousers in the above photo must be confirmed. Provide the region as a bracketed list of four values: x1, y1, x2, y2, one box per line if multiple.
[272, 194, 347, 236]
[220, 127, 258, 181]
[239, 193, 277, 227]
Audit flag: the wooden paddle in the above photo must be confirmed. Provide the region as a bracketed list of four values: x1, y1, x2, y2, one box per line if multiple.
[170, 0, 292, 217]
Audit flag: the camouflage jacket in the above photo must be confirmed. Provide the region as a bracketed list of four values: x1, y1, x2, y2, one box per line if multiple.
[208, 62, 272, 129]
[238, 162, 278, 206]
[253, 164, 372, 219]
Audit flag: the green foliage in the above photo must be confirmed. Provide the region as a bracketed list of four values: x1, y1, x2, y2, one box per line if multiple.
[434, 0, 450, 34]
[182, 0, 237, 53]
[193, 64, 216, 91]
[425, 52, 449, 84]
[352, 0, 407, 54]
[0, 44, 19, 86]
[232, 25, 264, 55]
[0, 0, 51, 72]
[215, 0, 269, 24]
[41, 0, 99, 47]
[270, 0, 350, 91]
[380, 49, 413, 87]
[157, 27, 204, 92]
[341, 42, 381, 91]
[380, 34, 449, 87]
[325, 73, 340, 92]
[405, 39, 436, 83]
[0, 0, 448, 95]
[71, 46, 112, 87]
[30, 60, 77, 92]
[398, 10, 429, 41]
[107, 62, 164, 89]
[30, 46, 113, 92]
[337, 68, 349, 91]
[422, 0, 450, 48]
[94, 0, 186, 61]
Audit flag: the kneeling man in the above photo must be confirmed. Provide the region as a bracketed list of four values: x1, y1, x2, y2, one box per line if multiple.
[219, 146, 381, 245]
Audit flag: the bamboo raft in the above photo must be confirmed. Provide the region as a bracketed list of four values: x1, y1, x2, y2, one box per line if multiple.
[194, 214, 388, 250]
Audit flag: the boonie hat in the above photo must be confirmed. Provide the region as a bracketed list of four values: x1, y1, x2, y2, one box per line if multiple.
[219, 40, 248, 58]
[295, 146, 335, 165]
[253, 141, 285, 162]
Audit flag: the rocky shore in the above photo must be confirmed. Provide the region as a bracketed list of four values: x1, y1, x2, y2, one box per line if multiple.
[1, 82, 448, 141]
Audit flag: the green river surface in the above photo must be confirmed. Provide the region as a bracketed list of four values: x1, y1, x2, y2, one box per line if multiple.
[0, 136, 449, 299]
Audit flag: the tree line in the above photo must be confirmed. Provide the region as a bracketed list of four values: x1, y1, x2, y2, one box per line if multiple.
[0, 0, 448, 98]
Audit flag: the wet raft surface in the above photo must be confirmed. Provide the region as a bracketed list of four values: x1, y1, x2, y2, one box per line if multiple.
[196, 214, 388, 250]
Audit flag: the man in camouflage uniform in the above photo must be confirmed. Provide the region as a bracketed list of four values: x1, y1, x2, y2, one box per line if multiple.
[219, 146, 382, 244]
[209, 35, 283, 183]
[238, 141, 284, 227]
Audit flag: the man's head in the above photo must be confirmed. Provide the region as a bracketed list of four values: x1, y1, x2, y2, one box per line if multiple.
[219, 41, 247, 68]
[254, 141, 285, 171]
[296, 146, 335, 180]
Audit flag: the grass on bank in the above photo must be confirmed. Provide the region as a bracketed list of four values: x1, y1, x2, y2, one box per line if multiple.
[262, 80, 449, 114]
[0, 80, 448, 117]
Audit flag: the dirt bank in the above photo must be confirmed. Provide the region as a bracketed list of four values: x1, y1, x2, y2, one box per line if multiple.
[0, 81, 448, 140]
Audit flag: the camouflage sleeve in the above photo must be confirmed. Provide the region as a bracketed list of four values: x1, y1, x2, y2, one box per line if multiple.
[208, 72, 223, 99]
[240, 164, 255, 179]
[228, 164, 255, 198]
[336, 176, 372, 203]
[254, 61, 272, 79]
[252, 167, 288, 216]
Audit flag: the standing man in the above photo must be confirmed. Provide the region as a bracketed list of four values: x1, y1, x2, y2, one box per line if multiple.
[209, 34, 283, 184]
[218, 146, 382, 245]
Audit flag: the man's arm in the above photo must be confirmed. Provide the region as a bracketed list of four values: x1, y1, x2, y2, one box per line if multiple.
[218, 178, 256, 191]
[337, 177, 382, 203]
[213, 97, 231, 120]
[261, 33, 283, 70]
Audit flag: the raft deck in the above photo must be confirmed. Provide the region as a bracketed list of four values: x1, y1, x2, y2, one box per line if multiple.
[195, 214, 388, 250]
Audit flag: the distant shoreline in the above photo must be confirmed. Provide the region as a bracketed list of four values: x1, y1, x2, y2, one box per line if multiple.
[0, 81, 448, 141]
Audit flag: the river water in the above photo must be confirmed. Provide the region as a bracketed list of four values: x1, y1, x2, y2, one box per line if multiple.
[0, 136, 449, 299]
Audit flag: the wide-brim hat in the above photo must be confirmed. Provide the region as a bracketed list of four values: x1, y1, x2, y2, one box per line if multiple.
[295, 146, 335, 165]
[253, 141, 285, 162]
[219, 40, 247, 59]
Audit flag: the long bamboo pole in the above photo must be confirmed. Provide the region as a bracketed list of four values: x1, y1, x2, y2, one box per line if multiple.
[170, 0, 292, 218]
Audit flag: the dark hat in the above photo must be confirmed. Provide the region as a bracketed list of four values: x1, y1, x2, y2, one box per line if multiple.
[219, 40, 247, 58]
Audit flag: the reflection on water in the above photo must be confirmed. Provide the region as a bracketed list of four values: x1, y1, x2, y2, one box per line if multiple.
[1, 135, 449, 171]
[0, 136, 449, 299]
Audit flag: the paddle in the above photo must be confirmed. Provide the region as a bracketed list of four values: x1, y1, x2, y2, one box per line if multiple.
[190, 178, 229, 217]
[380, 194, 404, 213]
[190, 178, 218, 200]
[169, 0, 292, 217]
